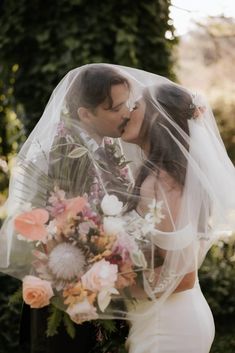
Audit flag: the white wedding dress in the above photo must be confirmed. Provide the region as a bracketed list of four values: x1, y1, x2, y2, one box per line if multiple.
[124, 211, 215, 353]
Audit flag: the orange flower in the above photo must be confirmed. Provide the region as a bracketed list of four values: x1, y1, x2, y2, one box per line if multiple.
[63, 282, 87, 306]
[14, 209, 49, 241]
[63, 281, 96, 306]
[89, 250, 113, 263]
[92, 233, 116, 250]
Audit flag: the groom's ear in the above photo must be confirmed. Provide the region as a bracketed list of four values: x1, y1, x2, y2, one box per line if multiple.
[77, 107, 93, 123]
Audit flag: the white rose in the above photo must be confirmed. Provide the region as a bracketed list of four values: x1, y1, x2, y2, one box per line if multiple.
[101, 194, 123, 216]
[103, 216, 124, 235]
[81, 259, 118, 292]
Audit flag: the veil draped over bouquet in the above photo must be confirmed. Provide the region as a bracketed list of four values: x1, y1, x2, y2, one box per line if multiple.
[0, 64, 235, 323]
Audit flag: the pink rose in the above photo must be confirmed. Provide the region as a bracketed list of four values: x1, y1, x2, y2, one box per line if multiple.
[23, 275, 54, 308]
[81, 259, 117, 292]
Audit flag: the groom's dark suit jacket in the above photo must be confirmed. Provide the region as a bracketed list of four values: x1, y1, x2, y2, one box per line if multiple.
[19, 304, 97, 353]
[19, 129, 129, 353]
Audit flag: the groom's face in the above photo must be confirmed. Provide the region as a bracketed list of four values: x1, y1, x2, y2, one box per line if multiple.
[83, 83, 131, 139]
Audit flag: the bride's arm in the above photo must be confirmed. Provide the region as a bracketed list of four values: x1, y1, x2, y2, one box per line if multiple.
[128, 269, 196, 300]
[173, 271, 196, 292]
[136, 174, 196, 295]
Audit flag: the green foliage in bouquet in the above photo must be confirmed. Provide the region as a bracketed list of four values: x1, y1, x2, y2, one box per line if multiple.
[46, 305, 76, 339]
[91, 320, 129, 353]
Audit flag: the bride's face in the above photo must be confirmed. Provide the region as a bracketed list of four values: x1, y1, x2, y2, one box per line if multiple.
[121, 97, 146, 143]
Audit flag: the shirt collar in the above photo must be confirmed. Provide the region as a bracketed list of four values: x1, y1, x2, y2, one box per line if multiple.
[79, 128, 104, 153]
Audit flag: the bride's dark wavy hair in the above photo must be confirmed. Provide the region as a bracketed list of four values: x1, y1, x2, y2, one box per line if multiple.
[127, 83, 196, 209]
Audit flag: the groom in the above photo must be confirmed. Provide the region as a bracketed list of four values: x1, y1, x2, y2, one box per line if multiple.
[69, 64, 132, 143]
[64, 64, 133, 197]
[20, 64, 132, 353]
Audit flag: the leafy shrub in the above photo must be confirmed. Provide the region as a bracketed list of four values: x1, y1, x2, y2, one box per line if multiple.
[0, 274, 22, 352]
[199, 235, 235, 316]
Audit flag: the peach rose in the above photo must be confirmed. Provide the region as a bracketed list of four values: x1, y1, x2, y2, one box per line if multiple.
[23, 275, 54, 308]
[81, 259, 117, 292]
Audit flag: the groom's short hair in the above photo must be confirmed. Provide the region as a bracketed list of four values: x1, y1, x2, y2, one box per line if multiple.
[67, 64, 130, 120]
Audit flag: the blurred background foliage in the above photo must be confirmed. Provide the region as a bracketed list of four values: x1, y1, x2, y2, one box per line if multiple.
[176, 16, 235, 164]
[0, 0, 234, 352]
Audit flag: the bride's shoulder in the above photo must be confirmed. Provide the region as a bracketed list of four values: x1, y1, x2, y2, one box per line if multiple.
[139, 170, 180, 197]
[137, 173, 159, 215]
[140, 173, 157, 195]
[137, 170, 182, 218]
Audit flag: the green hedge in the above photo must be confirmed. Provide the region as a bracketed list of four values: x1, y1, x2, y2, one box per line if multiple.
[0, 274, 21, 353]
[0, 0, 176, 134]
[199, 236, 235, 317]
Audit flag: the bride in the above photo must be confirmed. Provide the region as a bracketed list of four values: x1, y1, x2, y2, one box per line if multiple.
[120, 81, 235, 353]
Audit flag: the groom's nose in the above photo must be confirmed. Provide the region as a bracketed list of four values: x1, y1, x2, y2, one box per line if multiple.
[119, 116, 130, 133]
[122, 104, 131, 120]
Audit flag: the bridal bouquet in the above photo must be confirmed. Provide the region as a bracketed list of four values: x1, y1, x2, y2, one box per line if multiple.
[14, 188, 147, 324]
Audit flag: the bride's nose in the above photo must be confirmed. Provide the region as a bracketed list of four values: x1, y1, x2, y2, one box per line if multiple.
[126, 99, 136, 112]
[122, 104, 131, 120]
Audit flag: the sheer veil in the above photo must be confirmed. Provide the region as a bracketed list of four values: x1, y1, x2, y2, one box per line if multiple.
[0, 64, 234, 321]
